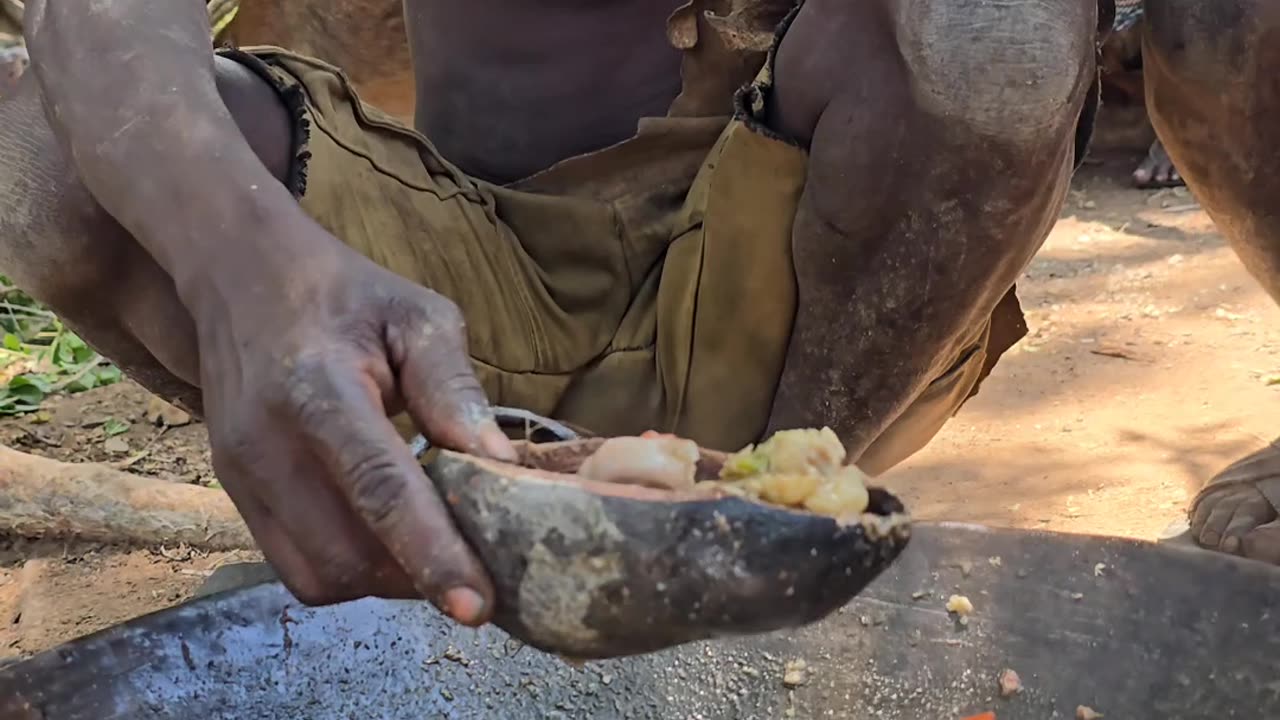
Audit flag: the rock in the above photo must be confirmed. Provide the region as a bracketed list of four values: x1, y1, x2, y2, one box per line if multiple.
[998, 668, 1023, 697]
[102, 437, 130, 454]
[145, 396, 192, 428]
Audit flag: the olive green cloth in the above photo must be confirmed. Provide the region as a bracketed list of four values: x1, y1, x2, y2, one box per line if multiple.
[216, 2, 1025, 471]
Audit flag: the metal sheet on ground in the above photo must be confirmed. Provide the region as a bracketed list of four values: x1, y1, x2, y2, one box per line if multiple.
[1, 523, 1275, 719]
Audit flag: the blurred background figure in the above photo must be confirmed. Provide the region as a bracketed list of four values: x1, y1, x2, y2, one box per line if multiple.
[1099, 0, 1185, 188]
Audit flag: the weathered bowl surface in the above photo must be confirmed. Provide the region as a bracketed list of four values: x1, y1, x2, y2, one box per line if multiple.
[427, 438, 911, 658]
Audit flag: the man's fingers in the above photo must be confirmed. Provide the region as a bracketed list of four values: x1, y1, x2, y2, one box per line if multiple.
[220, 438, 420, 603]
[288, 358, 495, 625]
[213, 478, 329, 603]
[387, 298, 516, 462]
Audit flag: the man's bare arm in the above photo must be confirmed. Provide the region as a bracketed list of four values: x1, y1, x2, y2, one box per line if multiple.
[17, 0, 515, 619]
[23, 0, 296, 305]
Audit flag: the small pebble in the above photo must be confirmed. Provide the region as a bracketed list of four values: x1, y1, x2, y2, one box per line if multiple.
[998, 668, 1023, 697]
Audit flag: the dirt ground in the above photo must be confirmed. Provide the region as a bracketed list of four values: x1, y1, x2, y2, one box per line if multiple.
[1, 147, 1277, 664]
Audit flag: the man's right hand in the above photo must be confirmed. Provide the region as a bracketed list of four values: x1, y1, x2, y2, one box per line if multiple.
[20, 0, 519, 620]
[188, 211, 516, 620]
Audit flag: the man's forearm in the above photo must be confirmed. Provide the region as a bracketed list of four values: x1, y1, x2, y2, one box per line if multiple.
[23, 0, 294, 299]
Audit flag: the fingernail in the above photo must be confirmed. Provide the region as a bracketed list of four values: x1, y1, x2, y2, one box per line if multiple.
[1222, 535, 1241, 554]
[479, 422, 518, 462]
[442, 586, 486, 625]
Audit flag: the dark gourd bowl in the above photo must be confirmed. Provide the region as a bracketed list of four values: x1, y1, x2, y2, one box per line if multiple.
[425, 438, 911, 660]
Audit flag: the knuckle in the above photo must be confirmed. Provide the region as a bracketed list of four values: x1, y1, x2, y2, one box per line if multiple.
[394, 290, 465, 333]
[436, 370, 486, 403]
[278, 354, 342, 419]
[345, 453, 412, 528]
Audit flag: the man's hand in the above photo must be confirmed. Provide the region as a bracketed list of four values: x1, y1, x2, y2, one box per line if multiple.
[193, 213, 516, 620]
[20, 0, 517, 620]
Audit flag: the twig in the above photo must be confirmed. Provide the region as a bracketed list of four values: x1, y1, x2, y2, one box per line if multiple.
[113, 426, 169, 470]
[1089, 348, 1150, 363]
[0, 302, 55, 319]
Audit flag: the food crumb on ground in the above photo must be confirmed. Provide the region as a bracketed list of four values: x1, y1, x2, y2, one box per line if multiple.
[782, 659, 808, 688]
[988, 556, 1002, 567]
[998, 668, 1023, 697]
[1077, 705, 1103, 719]
[960, 712, 996, 720]
[1094, 563, 1107, 577]
[946, 594, 974, 615]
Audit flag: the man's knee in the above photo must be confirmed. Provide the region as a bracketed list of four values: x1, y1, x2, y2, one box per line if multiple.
[890, 0, 1097, 145]
[775, 0, 1097, 149]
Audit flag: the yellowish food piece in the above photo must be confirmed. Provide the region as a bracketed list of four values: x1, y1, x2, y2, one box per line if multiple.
[946, 594, 975, 615]
[782, 659, 809, 688]
[578, 436, 701, 491]
[716, 428, 870, 517]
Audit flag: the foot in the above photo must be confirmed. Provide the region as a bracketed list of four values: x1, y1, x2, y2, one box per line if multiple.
[1189, 439, 1280, 564]
[1131, 138, 1184, 188]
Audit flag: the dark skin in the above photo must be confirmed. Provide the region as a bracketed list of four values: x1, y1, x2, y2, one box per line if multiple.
[1098, 17, 1184, 188]
[1, 0, 1095, 616]
[1144, 0, 1280, 562]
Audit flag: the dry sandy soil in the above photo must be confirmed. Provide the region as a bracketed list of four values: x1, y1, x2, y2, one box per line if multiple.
[0, 149, 1277, 663]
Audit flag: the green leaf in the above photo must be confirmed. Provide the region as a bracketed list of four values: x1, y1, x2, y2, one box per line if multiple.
[55, 340, 75, 366]
[63, 334, 93, 365]
[2, 333, 21, 351]
[95, 366, 122, 385]
[7, 377, 50, 406]
[9, 374, 53, 393]
[102, 418, 130, 436]
[64, 373, 98, 393]
[0, 384, 44, 415]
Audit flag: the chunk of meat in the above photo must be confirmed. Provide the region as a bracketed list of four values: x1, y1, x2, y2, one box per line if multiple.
[577, 435, 700, 491]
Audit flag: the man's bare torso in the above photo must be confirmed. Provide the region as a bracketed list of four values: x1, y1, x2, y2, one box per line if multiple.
[408, 0, 685, 182]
